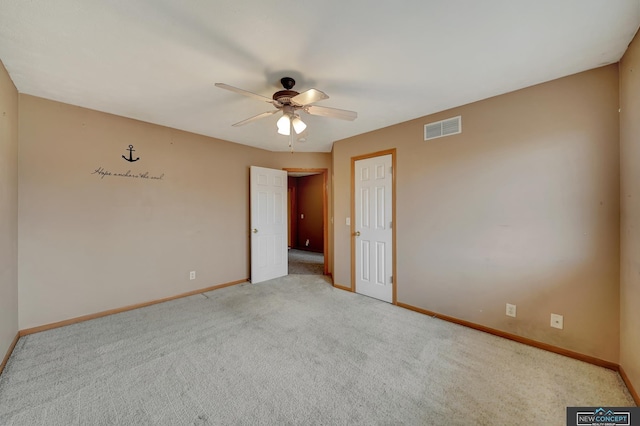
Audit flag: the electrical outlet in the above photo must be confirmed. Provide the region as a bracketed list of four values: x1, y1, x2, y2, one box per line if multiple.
[550, 313, 563, 329]
[300, 213, 304, 219]
[346, 217, 350, 226]
[506, 303, 516, 318]
[189, 271, 196, 280]
[305, 239, 310, 246]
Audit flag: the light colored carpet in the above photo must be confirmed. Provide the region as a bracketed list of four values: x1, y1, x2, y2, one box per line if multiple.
[0, 275, 634, 425]
[288, 249, 324, 275]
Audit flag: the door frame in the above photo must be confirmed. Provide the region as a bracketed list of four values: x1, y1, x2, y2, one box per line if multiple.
[287, 185, 297, 248]
[283, 168, 329, 275]
[350, 149, 397, 304]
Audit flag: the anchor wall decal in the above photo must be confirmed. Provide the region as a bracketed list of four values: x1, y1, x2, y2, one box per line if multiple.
[122, 144, 140, 162]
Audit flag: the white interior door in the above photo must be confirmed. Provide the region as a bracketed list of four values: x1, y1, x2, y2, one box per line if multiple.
[354, 154, 393, 303]
[250, 166, 287, 284]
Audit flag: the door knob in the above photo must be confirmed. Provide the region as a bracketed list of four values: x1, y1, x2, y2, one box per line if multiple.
[252, 229, 258, 233]
[355, 231, 361, 237]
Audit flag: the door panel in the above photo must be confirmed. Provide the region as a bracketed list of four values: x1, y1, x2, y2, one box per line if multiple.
[250, 166, 287, 284]
[354, 154, 393, 303]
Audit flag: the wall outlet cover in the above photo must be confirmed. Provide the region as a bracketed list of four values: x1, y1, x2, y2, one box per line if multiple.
[506, 303, 516, 317]
[551, 313, 563, 329]
[189, 271, 196, 280]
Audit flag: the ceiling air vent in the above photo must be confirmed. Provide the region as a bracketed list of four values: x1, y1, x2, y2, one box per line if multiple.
[424, 116, 462, 140]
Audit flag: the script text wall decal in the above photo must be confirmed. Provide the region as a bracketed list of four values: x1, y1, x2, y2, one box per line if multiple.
[91, 167, 164, 180]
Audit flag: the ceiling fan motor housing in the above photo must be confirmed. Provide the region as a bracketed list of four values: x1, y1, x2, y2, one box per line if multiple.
[273, 77, 299, 106]
[272, 90, 299, 106]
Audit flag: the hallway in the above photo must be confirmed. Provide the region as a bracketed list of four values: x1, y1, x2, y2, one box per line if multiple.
[288, 249, 324, 275]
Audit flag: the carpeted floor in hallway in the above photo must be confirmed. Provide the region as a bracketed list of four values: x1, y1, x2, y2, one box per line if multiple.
[288, 248, 324, 275]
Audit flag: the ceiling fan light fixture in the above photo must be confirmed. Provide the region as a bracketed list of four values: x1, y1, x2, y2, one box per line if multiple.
[277, 114, 290, 135]
[292, 115, 306, 134]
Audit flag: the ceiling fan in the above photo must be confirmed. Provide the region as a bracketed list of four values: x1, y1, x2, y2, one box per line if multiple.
[215, 77, 357, 141]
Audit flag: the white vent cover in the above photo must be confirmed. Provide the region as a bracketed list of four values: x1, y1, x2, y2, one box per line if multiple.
[424, 116, 462, 140]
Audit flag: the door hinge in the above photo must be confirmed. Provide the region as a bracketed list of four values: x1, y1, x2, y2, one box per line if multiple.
[389, 221, 392, 229]
[389, 166, 393, 174]
[390, 276, 393, 284]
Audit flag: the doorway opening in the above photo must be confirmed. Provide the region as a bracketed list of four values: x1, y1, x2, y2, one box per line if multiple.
[284, 168, 328, 275]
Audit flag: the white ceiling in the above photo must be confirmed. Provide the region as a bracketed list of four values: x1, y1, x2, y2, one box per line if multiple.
[1, 1, 638, 152]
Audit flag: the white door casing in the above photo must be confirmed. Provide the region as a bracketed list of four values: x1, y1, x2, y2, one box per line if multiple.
[250, 166, 288, 284]
[354, 154, 393, 303]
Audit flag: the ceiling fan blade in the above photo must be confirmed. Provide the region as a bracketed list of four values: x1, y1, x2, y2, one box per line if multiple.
[232, 110, 279, 127]
[215, 83, 274, 104]
[304, 105, 358, 121]
[291, 89, 329, 106]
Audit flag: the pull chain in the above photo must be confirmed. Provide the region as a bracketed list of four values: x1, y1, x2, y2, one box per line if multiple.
[289, 115, 294, 153]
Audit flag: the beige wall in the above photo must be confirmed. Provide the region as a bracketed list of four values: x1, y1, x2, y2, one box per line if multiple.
[17, 95, 330, 329]
[333, 65, 621, 362]
[620, 32, 640, 395]
[0, 60, 19, 359]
